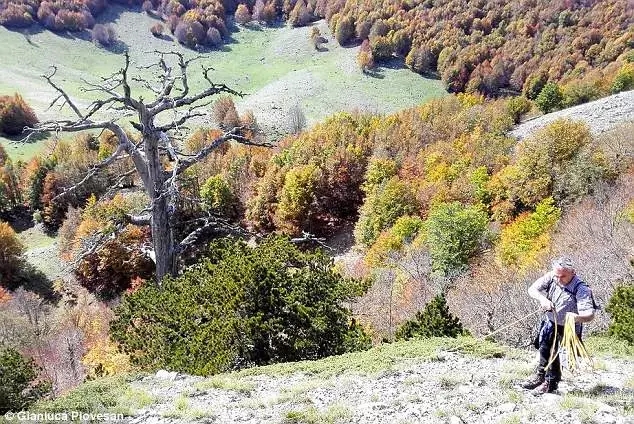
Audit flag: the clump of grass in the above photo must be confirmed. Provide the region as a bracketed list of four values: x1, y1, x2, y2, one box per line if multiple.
[584, 336, 634, 359]
[195, 375, 255, 394]
[438, 374, 463, 389]
[560, 393, 597, 414]
[283, 404, 351, 424]
[506, 389, 522, 403]
[403, 375, 425, 385]
[117, 387, 157, 412]
[498, 374, 515, 389]
[174, 394, 189, 411]
[33, 374, 151, 416]
[281, 378, 333, 397]
[434, 407, 458, 418]
[276, 393, 314, 406]
[240, 337, 515, 379]
[568, 383, 634, 413]
[500, 413, 521, 424]
[162, 394, 214, 420]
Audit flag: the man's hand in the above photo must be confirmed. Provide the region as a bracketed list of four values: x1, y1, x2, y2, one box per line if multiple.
[539, 296, 554, 311]
[566, 312, 578, 323]
[570, 310, 595, 323]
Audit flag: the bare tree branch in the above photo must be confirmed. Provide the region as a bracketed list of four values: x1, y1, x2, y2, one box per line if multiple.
[290, 231, 334, 251]
[175, 215, 249, 255]
[175, 127, 270, 176]
[125, 213, 152, 226]
[43, 66, 84, 120]
[51, 144, 125, 203]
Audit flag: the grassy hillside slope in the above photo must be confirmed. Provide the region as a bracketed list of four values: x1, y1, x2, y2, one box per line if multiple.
[0, 7, 445, 161]
[33, 336, 634, 423]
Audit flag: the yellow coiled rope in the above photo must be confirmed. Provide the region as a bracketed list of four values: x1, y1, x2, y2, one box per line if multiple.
[545, 312, 593, 374]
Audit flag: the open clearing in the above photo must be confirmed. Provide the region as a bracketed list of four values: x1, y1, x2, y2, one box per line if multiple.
[0, 8, 445, 161]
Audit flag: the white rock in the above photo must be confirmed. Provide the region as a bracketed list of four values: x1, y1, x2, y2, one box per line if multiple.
[541, 393, 560, 402]
[595, 413, 617, 424]
[498, 403, 516, 413]
[449, 416, 464, 424]
[597, 403, 617, 414]
[457, 384, 472, 394]
[155, 370, 178, 381]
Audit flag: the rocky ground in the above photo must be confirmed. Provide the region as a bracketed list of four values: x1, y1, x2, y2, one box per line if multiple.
[510, 90, 634, 140]
[121, 346, 633, 424]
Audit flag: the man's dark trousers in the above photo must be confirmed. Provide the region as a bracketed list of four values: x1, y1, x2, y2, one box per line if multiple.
[537, 321, 564, 385]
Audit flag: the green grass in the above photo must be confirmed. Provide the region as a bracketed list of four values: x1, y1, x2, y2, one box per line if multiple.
[17, 225, 57, 249]
[194, 375, 256, 394]
[237, 336, 512, 379]
[0, 136, 50, 162]
[283, 404, 351, 424]
[584, 336, 634, 360]
[0, 7, 445, 161]
[33, 374, 153, 416]
[568, 384, 634, 415]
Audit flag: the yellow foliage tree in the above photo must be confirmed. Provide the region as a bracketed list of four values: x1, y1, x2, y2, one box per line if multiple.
[496, 197, 561, 271]
[82, 339, 131, 378]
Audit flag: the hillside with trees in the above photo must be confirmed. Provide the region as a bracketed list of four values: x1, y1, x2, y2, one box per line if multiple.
[0, 54, 632, 401]
[0, 0, 633, 413]
[1, 0, 632, 102]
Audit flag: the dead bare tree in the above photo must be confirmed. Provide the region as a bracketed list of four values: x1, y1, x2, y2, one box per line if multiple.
[27, 51, 268, 283]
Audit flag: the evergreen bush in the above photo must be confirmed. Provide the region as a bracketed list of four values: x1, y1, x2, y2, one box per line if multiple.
[606, 284, 634, 344]
[111, 237, 371, 375]
[0, 348, 51, 413]
[395, 294, 466, 340]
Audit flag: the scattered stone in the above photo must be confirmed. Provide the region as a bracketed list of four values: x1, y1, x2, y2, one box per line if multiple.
[510, 90, 634, 140]
[594, 413, 617, 424]
[119, 347, 633, 424]
[498, 403, 516, 413]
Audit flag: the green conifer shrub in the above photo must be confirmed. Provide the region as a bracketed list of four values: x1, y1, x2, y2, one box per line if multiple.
[0, 348, 51, 413]
[110, 237, 371, 375]
[606, 284, 634, 344]
[395, 294, 466, 340]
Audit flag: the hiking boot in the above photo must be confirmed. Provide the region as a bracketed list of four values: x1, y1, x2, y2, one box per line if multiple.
[532, 380, 558, 395]
[520, 374, 544, 390]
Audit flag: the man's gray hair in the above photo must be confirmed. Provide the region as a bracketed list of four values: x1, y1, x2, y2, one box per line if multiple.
[552, 257, 574, 271]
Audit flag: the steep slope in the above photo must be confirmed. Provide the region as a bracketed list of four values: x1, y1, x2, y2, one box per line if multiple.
[510, 90, 634, 140]
[36, 337, 634, 424]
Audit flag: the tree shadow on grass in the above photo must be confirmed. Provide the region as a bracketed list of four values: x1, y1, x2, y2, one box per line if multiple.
[2, 261, 60, 303]
[363, 69, 385, 79]
[4, 23, 46, 38]
[17, 261, 60, 302]
[152, 33, 173, 42]
[99, 39, 129, 54]
[1, 130, 50, 144]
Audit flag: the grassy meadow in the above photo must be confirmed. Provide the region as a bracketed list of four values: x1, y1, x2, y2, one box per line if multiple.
[0, 6, 446, 161]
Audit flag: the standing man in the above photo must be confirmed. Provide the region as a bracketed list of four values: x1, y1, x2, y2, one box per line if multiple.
[521, 257, 596, 394]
